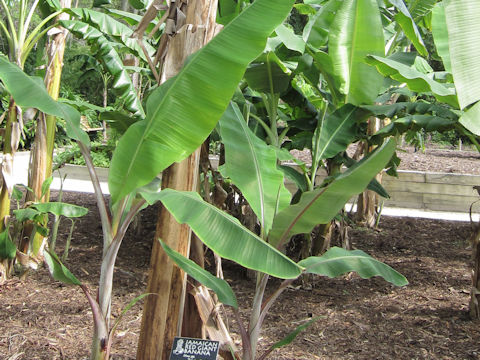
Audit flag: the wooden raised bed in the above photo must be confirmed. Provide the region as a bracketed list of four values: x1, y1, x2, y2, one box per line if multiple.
[11, 152, 480, 213]
[382, 170, 480, 213]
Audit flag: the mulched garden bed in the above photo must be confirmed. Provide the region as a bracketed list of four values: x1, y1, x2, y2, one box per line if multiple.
[1, 147, 480, 359]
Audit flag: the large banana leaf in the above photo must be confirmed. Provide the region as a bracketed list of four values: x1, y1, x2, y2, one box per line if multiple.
[160, 241, 238, 308]
[389, 0, 428, 56]
[100, 111, 137, 134]
[275, 24, 305, 53]
[67, 8, 156, 61]
[310, 50, 343, 103]
[32, 202, 88, 218]
[371, 115, 457, 143]
[153, 189, 303, 279]
[60, 20, 144, 117]
[299, 247, 408, 286]
[459, 102, 480, 136]
[444, 0, 480, 109]
[219, 102, 291, 234]
[0, 55, 89, 145]
[329, 0, 384, 105]
[109, 0, 295, 204]
[302, 0, 342, 48]
[362, 102, 459, 121]
[366, 55, 459, 108]
[217, 0, 243, 25]
[244, 52, 292, 94]
[407, 0, 437, 21]
[313, 104, 361, 162]
[431, 2, 451, 73]
[59, 98, 113, 113]
[106, 9, 159, 35]
[268, 139, 395, 248]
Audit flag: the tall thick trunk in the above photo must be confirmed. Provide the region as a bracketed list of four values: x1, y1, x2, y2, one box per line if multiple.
[355, 117, 381, 228]
[27, 0, 71, 204]
[22, 1, 71, 258]
[0, 98, 19, 284]
[309, 160, 341, 256]
[0, 98, 18, 228]
[136, 1, 219, 359]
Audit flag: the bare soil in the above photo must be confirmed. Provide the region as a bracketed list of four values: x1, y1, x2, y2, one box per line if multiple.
[291, 145, 480, 175]
[1, 147, 480, 360]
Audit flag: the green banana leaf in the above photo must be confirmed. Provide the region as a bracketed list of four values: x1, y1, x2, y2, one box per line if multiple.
[389, 0, 427, 57]
[365, 55, 459, 108]
[309, 50, 343, 103]
[93, 0, 111, 7]
[362, 101, 459, 121]
[41, 177, 53, 200]
[160, 240, 238, 308]
[313, 104, 361, 162]
[60, 20, 144, 117]
[128, 0, 148, 10]
[444, 0, 480, 109]
[288, 131, 313, 151]
[367, 178, 389, 199]
[105, 9, 142, 25]
[44, 250, 82, 286]
[148, 189, 303, 279]
[459, 102, 480, 136]
[0, 230, 16, 259]
[244, 52, 292, 94]
[299, 246, 408, 286]
[362, 101, 459, 142]
[294, 3, 316, 16]
[329, 0, 384, 105]
[302, 0, 342, 48]
[109, 0, 295, 204]
[279, 165, 308, 193]
[407, 0, 437, 21]
[275, 24, 305, 53]
[59, 98, 114, 113]
[67, 8, 156, 61]
[0, 55, 89, 145]
[264, 317, 319, 357]
[32, 202, 88, 218]
[217, 0, 243, 25]
[219, 102, 291, 234]
[268, 139, 395, 248]
[13, 208, 41, 222]
[372, 115, 457, 142]
[340, 156, 390, 199]
[100, 111, 137, 134]
[431, 3, 451, 73]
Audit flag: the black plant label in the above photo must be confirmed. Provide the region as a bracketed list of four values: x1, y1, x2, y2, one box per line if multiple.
[170, 337, 220, 360]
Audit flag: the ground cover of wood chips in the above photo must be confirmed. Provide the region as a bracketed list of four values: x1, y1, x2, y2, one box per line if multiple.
[1, 147, 480, 359]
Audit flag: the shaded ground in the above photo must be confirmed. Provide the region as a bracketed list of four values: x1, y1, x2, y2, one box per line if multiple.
[1, 147, 480, 359]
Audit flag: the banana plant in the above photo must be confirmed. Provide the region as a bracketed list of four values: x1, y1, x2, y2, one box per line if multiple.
[236, 0, 389, 245]
[153, 102, 407, 360]
[3, 180, 87, 270]
[294, 0, 445, 227]
[0, 0, 65, 276]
